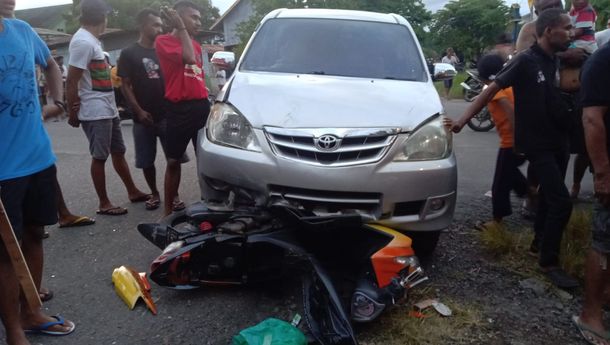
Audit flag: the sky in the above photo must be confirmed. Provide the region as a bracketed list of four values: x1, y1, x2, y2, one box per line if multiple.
[16, 0, 537, 15]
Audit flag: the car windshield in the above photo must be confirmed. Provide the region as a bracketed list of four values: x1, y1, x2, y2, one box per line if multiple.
[241, 18, 427, 81]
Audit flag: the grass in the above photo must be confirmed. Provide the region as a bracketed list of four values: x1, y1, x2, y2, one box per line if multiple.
[478, 208, 592, 281]
[359, 287, 487, 345]
[434, 72, 468, 100]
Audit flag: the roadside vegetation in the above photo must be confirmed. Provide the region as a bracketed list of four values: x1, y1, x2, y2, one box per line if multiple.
[433, 72, 468, 100]
[360, 286, 488, 345]
[479, 208, 591, 281]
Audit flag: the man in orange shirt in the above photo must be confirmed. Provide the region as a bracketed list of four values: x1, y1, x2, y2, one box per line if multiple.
[446, 54, 527, 229]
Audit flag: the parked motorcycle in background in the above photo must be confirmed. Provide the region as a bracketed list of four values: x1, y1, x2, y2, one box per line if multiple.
[460, 69, 495, 132]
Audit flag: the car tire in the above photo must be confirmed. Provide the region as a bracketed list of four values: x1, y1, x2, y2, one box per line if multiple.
[404, 230, 441, 257]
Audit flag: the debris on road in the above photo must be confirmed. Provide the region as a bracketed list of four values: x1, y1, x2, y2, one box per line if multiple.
[112, 266, 157, 315]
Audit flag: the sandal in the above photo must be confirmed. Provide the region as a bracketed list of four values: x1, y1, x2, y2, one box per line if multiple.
[39, 288, 54, 302]
[145, 197, 161, 211]
[24, 315, 76, 336]
[172, 199, 186, 212]
[96, 206, 128, 216]
[572, 315, 610, 345]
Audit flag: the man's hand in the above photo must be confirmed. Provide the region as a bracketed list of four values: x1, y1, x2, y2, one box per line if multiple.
[68, 101, 80, 127]
[41, 104, 63, 121]
[595, 171, 610, 208]
[161, 7, 185, 30]
[558, 48, 586, 67]
[443, 117, 463, 133]
[136, 109, 154, 126]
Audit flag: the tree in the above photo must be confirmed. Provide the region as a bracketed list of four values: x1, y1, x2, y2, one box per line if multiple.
[64, 0, 220, 33]
[429, 0, 510, 60]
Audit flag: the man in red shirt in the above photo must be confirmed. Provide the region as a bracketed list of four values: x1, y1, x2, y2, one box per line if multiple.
[155, 1, 210, 216]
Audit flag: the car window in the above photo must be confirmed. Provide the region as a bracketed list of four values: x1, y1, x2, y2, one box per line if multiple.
[241, 18, 427, 81]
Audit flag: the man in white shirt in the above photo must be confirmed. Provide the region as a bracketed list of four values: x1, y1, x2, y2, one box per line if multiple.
[66, 0, 148, 216]
[595, 19, 610, 48]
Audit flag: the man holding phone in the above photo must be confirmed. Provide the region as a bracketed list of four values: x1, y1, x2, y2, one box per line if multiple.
[155, 1, 210, 217]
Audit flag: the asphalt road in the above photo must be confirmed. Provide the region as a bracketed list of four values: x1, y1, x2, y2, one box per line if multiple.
[3, 99, 593, 345]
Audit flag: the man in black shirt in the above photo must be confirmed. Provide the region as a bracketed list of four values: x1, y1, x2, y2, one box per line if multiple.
[119, 9, 186, 211]
[575, 42, 610, 344]
[450, 9, 577, 288]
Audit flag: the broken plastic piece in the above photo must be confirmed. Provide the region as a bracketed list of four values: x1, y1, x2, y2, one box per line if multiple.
[432, 301, 452, 317]
[112, 266, 158, 315]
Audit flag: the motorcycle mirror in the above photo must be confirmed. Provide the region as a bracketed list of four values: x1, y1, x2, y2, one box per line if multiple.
[432, 63, 457, 82]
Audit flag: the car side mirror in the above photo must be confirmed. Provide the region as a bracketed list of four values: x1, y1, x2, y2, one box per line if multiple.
[432, 63, 457, 81]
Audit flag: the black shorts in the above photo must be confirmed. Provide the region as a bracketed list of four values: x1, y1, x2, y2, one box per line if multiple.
[165, 99, 210, 160]
[0, 165, 58, 240]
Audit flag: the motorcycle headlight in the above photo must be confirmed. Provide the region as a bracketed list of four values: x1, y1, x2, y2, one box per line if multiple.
[206, 103, 261, 152]
[393, 116, 452, 161]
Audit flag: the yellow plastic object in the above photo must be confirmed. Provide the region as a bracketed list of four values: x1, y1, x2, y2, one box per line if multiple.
[112, 266, 157, 315]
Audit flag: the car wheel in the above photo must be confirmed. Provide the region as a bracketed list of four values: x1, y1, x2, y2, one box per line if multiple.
[404, 230, 441, 257]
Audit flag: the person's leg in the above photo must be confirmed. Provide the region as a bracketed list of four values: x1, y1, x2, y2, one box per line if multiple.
[82, 120, 117, 211]
[55, 174, 94, 227]
[133, 122, 160, 207]
[530, 152, 573, 268]
[511, 153, 528, 198]
[108, 118, 147, 201]
[491, 148, 513, 221]
[579, 249, 609, 337]
[0, 176, 30, 345]
[164, 158, 181, 216]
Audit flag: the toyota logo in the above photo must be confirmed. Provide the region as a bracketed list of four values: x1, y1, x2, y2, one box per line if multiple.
[315, 135, 341, 152]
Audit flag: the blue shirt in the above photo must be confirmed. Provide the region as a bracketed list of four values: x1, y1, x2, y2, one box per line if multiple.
[0, 19, 56, 181]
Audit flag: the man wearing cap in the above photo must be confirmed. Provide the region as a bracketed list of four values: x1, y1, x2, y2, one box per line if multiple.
[0, 0, 76, 343]
[66, 0, 148, 216]
[155, 1, 210, 216]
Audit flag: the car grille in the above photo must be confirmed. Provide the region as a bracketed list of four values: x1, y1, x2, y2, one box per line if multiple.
[268, 185, 382, 215]
[264, 127, 400, 167]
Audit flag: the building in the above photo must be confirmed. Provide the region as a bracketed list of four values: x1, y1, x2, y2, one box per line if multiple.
[14, 4, 71, 33]
[210, 0, 254, 50]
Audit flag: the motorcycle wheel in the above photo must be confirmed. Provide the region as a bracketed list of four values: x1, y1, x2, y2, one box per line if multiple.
[466, 107, 495, 132]
[463, 89, 478, 102]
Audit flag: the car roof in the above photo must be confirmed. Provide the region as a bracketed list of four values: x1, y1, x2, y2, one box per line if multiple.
[271, 8, 402, 25]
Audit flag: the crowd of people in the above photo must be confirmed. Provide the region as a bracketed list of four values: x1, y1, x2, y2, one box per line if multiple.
[0, 0, 609, 344]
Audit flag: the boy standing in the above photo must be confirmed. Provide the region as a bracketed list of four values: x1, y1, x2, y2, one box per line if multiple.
[66, 0, 148, 215]
[569, 0, 598, 54]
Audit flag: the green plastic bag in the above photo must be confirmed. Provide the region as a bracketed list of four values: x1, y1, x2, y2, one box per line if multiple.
[232, 318, 307, 345]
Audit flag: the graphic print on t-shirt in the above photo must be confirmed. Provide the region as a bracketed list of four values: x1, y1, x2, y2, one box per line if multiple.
[0, 52, 37, 118]
[142, 57, 160, 79]
[184, 63, 204, 82]
[88, 59, 112, 92]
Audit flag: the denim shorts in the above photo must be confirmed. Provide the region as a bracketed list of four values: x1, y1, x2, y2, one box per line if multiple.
[592, 202, 610, 254]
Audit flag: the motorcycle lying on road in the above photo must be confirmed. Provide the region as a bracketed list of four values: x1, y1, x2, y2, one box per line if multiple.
[138, 202, 428, 345]
[460, 69, 495, 132]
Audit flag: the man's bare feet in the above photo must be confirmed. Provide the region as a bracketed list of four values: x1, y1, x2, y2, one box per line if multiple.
[129, 191, 150, 203]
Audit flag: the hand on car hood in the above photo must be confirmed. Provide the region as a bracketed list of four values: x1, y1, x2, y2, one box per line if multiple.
[226, 72, 443, 130]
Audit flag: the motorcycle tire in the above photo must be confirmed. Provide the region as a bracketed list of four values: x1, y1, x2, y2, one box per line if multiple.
[466, 107, 495, 132]
[463, 89, 478, 102]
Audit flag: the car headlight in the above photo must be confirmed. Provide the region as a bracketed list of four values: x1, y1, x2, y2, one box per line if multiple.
[206, 103, 261, 152]
[393, 116, 452, 161]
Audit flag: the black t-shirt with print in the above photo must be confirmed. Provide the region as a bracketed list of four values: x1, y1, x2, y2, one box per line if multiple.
[118, 43, 165, 122]
[494, 44, 570, 154]
[580, 43, 610, 155]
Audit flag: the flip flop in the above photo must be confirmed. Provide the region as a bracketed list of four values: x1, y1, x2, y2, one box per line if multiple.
[24, 315, 76, 336]
[59, 216, 96, 228]
[96, 207, 128, 216]
[145, 197, 161, 210]
[572, 315, 610, 345]
[130, 194, 152, 203]
[173, 200, 186, 212]
[39, 288, 54, 302]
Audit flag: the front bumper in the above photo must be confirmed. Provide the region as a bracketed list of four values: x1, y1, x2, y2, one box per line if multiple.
[197, 128, 457, 232]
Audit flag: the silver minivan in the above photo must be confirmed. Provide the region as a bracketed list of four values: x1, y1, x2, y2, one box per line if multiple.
[198, 8, 457, 254]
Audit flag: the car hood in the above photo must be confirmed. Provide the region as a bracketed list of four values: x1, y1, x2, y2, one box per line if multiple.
[225, 72, 443, 131]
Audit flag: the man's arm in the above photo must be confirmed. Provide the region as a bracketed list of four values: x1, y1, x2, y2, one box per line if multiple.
[556, 48, 587, 67]
[516, 22, 537, 53]
[41, 57, 65, 120]
[65, 66, 84, 128]
[163, 8, 197, 65]
[497, 97, 515, 130]
[121, 77, 153, 126]
[451, 82, 501, 133]
[583, 106, 610, 206]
